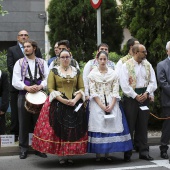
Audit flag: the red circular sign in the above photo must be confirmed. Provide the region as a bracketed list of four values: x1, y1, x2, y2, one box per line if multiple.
[90, 0, 102, 9]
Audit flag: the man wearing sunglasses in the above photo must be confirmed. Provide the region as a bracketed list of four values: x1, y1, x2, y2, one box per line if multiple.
[7, 30, 42, 142]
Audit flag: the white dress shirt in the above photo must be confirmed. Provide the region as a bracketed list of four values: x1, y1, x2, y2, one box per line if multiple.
[115, 59, 123, 77]
[120, 58, 157, 99]
[12, 56, 49, 90]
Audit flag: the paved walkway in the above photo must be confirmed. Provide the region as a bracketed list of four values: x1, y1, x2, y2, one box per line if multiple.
[0, 135, 161, 156]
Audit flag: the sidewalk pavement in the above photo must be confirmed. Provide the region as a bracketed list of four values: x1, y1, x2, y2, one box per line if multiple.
[0, 135, 161, 157]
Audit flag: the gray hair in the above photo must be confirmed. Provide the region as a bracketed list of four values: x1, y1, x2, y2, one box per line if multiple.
[166, 41, 170, 50]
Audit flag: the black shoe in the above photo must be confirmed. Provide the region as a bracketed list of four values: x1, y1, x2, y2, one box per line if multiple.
[67, 159, 74, 165]
[95, 158, 101, 162]
[161, 152, 169, 159]
[35, 151, 47, 158]
[133, 145, 139, 152]
[59, 159, 66, 166]
[124, 150, 132, 162]
[124, 156, 131, 162]
[104, 157, 113, 162]
[139, 155, 154, 161]
[19, 152, 27, 159]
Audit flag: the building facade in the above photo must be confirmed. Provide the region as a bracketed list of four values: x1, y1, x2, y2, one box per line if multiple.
[0, 0, 46, 55]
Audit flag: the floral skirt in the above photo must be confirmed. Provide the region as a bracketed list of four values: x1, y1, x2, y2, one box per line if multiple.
[32, 97, 88, 156]
[88, 102, 133, 154]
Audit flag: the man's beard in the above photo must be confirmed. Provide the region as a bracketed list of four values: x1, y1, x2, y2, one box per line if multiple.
[25, 51, 34, 57]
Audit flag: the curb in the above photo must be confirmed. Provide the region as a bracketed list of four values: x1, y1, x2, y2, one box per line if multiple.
[0, 137, 161, 157]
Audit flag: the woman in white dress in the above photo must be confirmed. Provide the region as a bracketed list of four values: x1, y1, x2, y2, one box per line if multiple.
[87, 51, 133, 162]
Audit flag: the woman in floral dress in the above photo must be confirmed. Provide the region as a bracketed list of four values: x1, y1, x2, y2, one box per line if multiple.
[32, 49, 87, 165]
[87, 51, 133, 162]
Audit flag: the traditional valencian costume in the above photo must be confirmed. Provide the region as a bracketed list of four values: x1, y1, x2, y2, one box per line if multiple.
[32, 66, 88, 156]
[12, 55, 49, 158]
[87, 66, 133, 154]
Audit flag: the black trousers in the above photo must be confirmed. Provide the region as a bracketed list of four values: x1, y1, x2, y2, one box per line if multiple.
[123, 96, 150, 156]
[160, 107, 170, 152]
[10, 91, 19, 137]
[0, 114, 6, 135]
[18, 95, 39, 152]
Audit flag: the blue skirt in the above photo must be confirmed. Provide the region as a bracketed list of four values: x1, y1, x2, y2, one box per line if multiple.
[87, 102, 133, 154]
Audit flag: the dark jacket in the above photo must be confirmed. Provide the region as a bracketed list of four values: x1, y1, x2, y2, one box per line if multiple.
[0, 71, 9, 112]
[7, 44, 42, 92]
[157, 57, 170, 107]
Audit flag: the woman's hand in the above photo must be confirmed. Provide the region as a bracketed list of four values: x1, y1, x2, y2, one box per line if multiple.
[99, 103, 106, 111]
[67, 99, 77, 106]
[59, 98, 69, 105]
[105, 104, 114, 113]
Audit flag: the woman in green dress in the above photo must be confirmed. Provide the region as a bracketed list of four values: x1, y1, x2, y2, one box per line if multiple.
[32, 49, 87, 165]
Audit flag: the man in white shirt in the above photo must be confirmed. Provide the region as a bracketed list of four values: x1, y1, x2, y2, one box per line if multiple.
[12, 40, 49, 159]
[115, 38, 139, 75]
[116, 38, 141, 152]
[120, 44, 157, 161]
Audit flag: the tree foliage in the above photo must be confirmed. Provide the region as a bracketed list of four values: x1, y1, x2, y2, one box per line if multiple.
[48, 0, 123, 62]
[0, 0, 8, 16]
[0, 50, 8, 72]
[118, 0, 170, 129]
[118, 0, 170, 68]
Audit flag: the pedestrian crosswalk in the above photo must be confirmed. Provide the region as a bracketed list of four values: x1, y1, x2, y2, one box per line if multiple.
[96, 160, 170, 170]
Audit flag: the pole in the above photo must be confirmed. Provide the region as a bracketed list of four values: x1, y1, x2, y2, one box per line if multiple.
[97, 6, 101, 45]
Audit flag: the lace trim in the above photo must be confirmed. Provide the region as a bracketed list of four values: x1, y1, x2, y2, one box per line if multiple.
[74, 90, 85, 102]
[110, 94, 121, 100]
[88, 134, 131, 144]
[49, 91, 62, 102]
[89, 93, 99, 100]
[53, 66, 77, 78]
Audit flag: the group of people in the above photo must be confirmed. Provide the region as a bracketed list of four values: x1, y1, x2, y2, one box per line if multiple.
[1, 29, 170, 166]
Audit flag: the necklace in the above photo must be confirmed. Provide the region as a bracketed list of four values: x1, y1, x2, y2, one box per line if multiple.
[61, 66, 70, 71]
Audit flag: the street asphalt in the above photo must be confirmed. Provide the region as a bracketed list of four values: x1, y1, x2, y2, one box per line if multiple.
[1, 136, 170, 170]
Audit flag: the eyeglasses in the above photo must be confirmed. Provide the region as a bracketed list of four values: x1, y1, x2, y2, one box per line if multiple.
[138, 50, 147, 54]
[18, 34, 28, 37]
[60, 56, 71, 60]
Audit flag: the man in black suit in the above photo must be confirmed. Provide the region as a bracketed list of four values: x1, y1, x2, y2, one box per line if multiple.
[0, 70, 9, 135]
[157, 41, 170, 160]
[7, 30, 42, 141]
